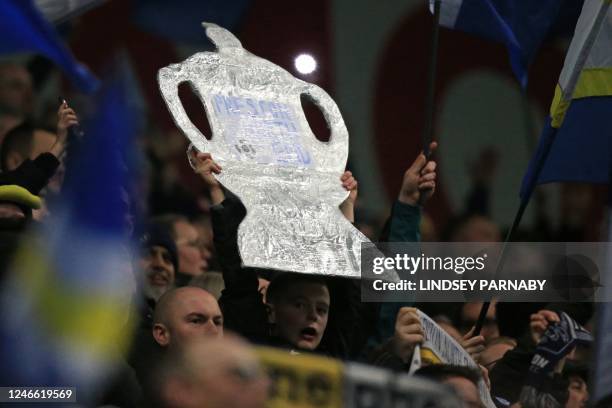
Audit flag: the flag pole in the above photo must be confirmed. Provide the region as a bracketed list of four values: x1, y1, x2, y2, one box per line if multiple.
[422, 0, 441, 157]
[473, 128, 556, 336]
[473, 0, 611, 336]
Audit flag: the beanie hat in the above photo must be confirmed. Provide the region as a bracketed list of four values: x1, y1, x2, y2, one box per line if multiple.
[139, 222, 179, 272]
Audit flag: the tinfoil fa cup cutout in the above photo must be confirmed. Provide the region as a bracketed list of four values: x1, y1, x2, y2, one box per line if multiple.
[158, 22, 392, 280]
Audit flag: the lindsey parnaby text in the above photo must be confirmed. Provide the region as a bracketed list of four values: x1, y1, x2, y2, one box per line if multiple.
[371, 279, 547, 292]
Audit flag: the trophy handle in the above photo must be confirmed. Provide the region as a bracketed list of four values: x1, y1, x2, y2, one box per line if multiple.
[301, 84, 349, 172]
[157, 68, 210, 153]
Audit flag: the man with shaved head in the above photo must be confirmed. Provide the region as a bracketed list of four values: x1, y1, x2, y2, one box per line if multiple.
[132, 286, 225, 405]
[152, 286, 224, 352]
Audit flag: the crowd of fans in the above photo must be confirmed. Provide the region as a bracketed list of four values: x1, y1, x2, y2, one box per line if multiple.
[0, 60, 599, 408]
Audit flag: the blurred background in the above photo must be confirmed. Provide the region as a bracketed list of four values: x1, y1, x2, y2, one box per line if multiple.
[4, 0, 607, 242]
[2, 2, 611, 406]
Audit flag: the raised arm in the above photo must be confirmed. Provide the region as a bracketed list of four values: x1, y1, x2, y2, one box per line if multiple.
[191, 152, 268, 342]
[49, 101, 79, 160]
[371, 142, 438, 354]
[388, 141, 437, 242]
[191, 152, 254, 289]
[339, 170, 357, 222]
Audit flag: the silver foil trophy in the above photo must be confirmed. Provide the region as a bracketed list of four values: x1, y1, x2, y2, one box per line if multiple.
[158, 23, 372, 278]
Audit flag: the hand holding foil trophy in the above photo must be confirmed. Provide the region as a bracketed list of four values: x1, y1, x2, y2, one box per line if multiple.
[158, 22, 396, 280]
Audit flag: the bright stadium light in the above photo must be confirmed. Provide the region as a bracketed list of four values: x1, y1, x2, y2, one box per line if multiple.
[294, 53, 317, 74]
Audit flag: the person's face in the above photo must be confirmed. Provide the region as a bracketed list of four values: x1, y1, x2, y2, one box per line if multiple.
[269, 282, 330, 350]
[164, 289, 223, 350]
[443, 376, 482, 408]
[140, 245, 175, 301]
[566, 376, 588, 408]
[196, 345, 268, 408]
[5, 130, 57, 172]
[193, 218, 214, 267]
[163, 337, 268, 408]
[174, 220, 207, 276]
[0, 65, 32, 116]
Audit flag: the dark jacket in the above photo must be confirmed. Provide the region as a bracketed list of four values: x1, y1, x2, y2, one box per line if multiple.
[366, 201, 422, 369]
[489, 331, 569, 407]
[213, 190, 383, 359]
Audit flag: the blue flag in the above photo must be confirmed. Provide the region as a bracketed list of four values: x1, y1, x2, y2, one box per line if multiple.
[520, 0, 612, 200]
[433, 0, 561, 88]
[0, 76, 136, 399]
[0, 0, 99, 92]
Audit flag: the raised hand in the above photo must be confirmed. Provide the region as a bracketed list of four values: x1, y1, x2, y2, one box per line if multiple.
[530, 309, 560, 345]
[56, 101, 79, 143]
[191, 151, 225, 205]
[461, 326, 486, 363]
[398, 141, 438, 206]
[51, 100, 79, 159]
[392, 307, 424, 363]
[340, 170, 358, 222]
